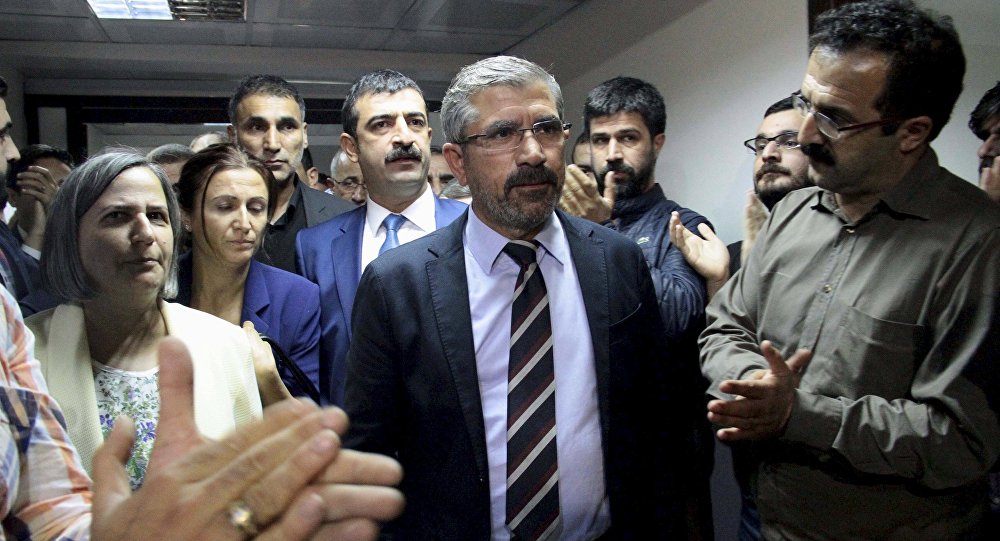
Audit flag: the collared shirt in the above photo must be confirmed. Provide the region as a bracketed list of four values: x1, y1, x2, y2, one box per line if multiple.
[701, 149, 1000, 539]
[0, 285, 92, 539]
[360, 186, 437, 272]
[464, 208, 609, 541]
[256, 176, 308, 274]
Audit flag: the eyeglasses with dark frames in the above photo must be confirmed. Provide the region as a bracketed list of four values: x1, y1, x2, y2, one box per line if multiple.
[743, 131, 801, 155]
[462, 119, 571, 153]
[792, 93, 902, 140]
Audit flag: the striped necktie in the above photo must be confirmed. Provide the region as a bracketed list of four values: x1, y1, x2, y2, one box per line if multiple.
[503, 240, 560, 541]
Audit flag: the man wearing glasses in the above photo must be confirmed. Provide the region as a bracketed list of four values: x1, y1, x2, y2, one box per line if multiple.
[701, 1, 999, 538]
[343, 55, 691, 539]
[296, 69, 466, 406]
[328, 148, 367, 205]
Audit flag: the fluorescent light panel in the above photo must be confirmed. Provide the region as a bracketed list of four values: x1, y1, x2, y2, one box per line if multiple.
[88, 0, 173, 20]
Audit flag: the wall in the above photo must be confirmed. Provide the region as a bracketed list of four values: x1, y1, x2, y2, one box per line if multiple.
[513, 0, 1000, 243]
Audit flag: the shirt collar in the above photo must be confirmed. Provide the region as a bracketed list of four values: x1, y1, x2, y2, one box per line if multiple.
[811, 148, 940, 222]
[365, 185, 437, 235]
[465, 206, 568, 275]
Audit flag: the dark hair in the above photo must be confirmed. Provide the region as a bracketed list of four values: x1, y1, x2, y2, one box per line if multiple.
[342, 69, 423, 141]
[146, 143, 194, 166]
[574, 131, 590, 146]
[969, 81, 1000, 140]
[301, 147, 314, 170]
[7, 144, 75, 191]
[584, 76, 666, 138]
[809, 0, 964, 141]
[42, 150, 181, 301]
[0, 76, 7, 98]
[764, 96, 796, 118]
[177, 143, 278, 232]
[228, 74, 306, 125]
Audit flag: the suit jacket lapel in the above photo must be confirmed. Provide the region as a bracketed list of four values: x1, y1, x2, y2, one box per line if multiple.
[333, 210, 364, 339]
[242, 260, 270, 335]
[45, 303, 103, 471]
[426, 213, 489, 479]
[559, 211, 613, 450]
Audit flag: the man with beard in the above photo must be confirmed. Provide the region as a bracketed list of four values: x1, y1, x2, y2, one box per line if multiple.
[970, 81, 1000, 204]
[562, 76, 714, 537]
[342, 55, 693, 540]
[228, 74, 353, 273]
[296, 69, 466, 405]
[701, 1, 999, 538]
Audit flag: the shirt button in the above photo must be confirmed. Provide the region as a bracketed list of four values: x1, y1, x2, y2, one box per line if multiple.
[822, 284, 832, 293]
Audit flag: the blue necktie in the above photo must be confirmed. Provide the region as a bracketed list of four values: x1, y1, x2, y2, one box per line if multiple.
[379, 214, 407, 255]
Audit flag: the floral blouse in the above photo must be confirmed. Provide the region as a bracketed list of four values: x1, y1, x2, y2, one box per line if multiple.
[92, 361, 160, 490]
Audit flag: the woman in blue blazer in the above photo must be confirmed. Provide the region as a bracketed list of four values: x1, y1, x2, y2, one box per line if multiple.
[174, 143, 321, 398]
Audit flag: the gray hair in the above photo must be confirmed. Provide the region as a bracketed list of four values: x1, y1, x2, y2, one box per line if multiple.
[440, 56, 563, 144]
[42, 149, 182, 302]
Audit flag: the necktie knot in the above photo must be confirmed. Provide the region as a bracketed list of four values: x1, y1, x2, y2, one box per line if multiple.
[379, 214, 408, 255]
[503, 240, 540, 270]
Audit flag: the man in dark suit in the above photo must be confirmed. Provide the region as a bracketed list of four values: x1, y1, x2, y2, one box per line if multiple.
[344, 56, 691, 540]
[296, 70, 466, 406]
[228, 74, 352, 273]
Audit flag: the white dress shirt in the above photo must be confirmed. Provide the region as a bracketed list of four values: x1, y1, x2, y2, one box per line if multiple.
[361, 186, 438, 272]
[464, 207, 610, 541]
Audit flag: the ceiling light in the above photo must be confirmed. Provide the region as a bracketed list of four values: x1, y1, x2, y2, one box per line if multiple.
[88, 0, 172, 20]
[87, 0, 246, 21]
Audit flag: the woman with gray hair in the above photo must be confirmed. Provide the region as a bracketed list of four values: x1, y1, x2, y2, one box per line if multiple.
[25, 150, 262, 489]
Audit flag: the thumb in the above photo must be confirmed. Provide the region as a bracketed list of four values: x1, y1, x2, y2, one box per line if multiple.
[603, 171, 617, 206]
[760, 340, 791, 376]
[148, 337, 200, 471]
[91, 416, 136, 519]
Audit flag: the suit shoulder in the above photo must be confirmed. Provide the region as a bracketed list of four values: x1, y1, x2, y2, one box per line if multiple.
[255, 262, 320, 295]
[298, 205, 363, 245]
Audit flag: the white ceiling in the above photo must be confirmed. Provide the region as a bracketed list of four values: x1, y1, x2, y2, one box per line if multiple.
[0, 0, 587, 100]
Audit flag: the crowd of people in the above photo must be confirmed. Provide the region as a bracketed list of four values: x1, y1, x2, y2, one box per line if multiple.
[0, 0, 997, 539]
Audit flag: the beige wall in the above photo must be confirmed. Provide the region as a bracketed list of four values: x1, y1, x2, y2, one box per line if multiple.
[513, 0, 1000, 242]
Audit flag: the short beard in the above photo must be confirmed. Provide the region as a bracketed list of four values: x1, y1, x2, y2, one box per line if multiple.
[754, 163, 813, 210]
[597, 150, 655, 200]
[470, 165, 560, 236]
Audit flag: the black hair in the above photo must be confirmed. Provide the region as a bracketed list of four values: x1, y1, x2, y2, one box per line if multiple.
[584, 76, 666, 137]
[809, 0, 964, 141]
[228, 74, 306, 125]
[341, 69, 423, 141]
[764, 96, 796, 118]
[7, 144, 74, 192]
[969, 81, 1000, 141]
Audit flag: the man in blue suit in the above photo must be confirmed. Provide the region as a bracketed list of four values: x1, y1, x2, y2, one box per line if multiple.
[296, 70, 466, 405]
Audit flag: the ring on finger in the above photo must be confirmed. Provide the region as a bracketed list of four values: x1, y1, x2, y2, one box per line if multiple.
[227, 500, 260, 537]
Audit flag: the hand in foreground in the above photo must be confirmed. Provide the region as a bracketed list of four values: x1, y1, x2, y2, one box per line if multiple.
[980, 156, 1000, 204]
[669, 211, 729, 291]
[706, 340, 811, 442]
[91, 337, 404, 541]
[559, 165, 616, 223]
[16, 165, 61, 211]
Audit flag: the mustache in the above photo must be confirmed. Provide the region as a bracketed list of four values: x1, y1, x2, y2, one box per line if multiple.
[385, 145, 423, 163]
[598, 161, 635, 179]
[801, 143, 835, 166]
[503, 165, 559, 195]
[755, 163, 792, 182]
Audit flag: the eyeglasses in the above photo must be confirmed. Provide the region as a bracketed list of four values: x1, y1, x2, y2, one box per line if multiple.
[333, 177, 362, 189]
[463, 119, 570, 153]
[743, 132, 801, 155]
[792, 93, 901, 140]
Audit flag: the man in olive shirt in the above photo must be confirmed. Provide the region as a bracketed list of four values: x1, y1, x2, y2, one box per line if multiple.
[700, 2, 1000, 539]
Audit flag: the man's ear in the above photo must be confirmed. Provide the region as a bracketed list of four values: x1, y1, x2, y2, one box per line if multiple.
[442, 143, 468, 187]
[897, 116, 932, 153]
[340, 133, 360, 163]
[652, 132, 666, 155]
